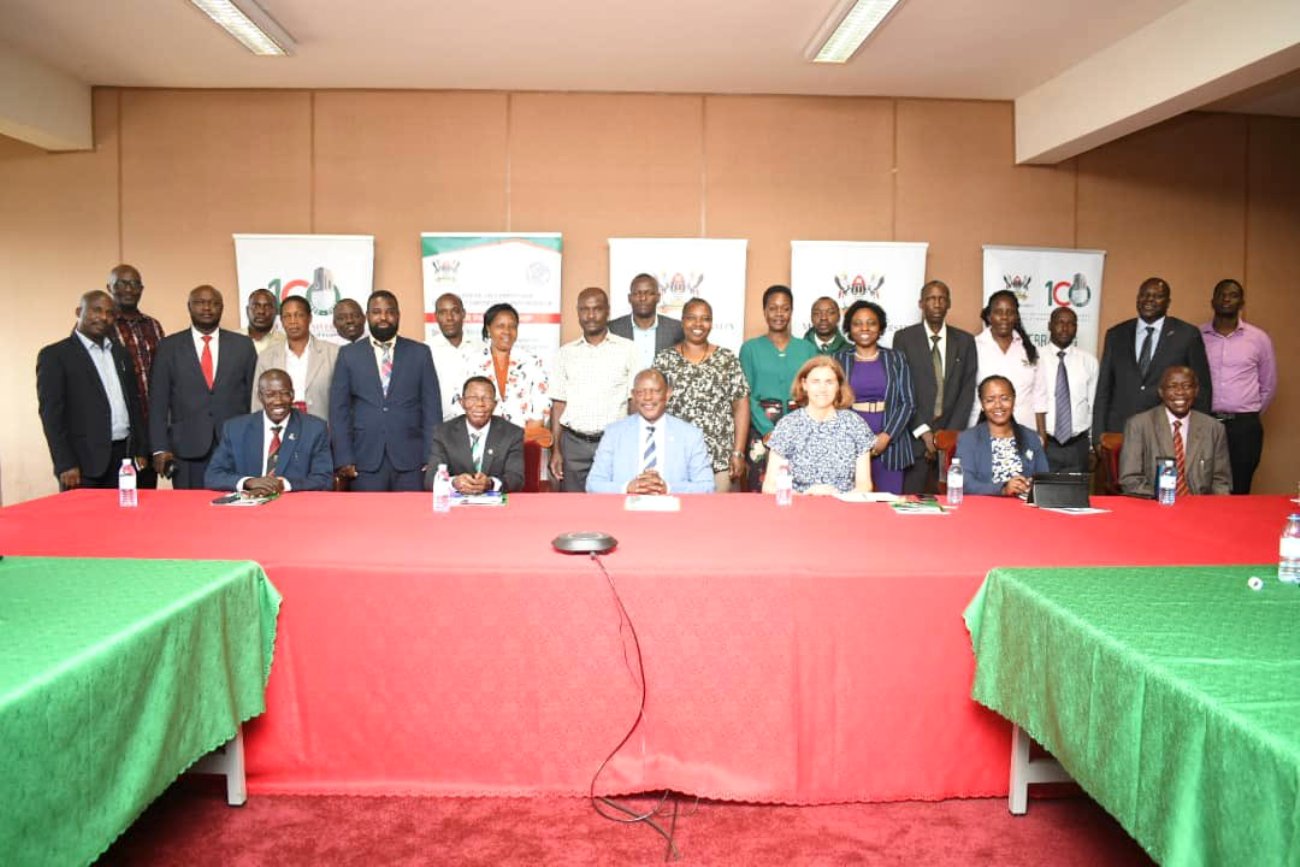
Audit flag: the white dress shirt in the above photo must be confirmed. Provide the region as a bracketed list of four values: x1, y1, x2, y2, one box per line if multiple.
[1134, 316, 1164, 363]
[429, 333, 485, 419]
[632, 325, 658, 370]
[74, 330, 131, 441]
[283, 341, 310, 402]
[970, 328, 1048, 429]
[191, 326, 220, 379]
[1042, 343, 1099, 440]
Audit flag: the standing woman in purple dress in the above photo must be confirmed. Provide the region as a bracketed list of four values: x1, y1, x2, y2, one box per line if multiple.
[835, 300, 916, 495]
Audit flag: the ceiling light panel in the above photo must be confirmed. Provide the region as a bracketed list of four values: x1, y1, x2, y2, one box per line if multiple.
[809, 0, 904, 64]
[189, 0, 295, 56]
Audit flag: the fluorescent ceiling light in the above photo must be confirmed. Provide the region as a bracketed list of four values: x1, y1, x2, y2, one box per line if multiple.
[808, 0, 904, 64]
[189, 0, 295, 56]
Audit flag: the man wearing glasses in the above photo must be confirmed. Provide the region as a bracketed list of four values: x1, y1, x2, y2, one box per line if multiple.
[107, 264, 165, 488]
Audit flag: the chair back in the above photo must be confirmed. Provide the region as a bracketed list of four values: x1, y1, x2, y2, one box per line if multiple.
[1096, 432, 1123, 495]
[522, 424, 555, 493]
[934, 430, 959, 494]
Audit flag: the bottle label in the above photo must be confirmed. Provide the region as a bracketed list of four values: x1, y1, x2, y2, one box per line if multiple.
[1281, 538, 1300, 559]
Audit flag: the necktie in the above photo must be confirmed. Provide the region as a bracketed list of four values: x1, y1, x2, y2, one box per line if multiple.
[200, 334, 215, 390]
[930, 334, 944, 420]
[1138, 326, 1154, 378]
[266, 425, 283, 475]
[1172, 420, 1190, 496]
[642, 424, 658, 472]
[380, 342, 393, 396]
[470, 430, 484, 473]
[1054, 351, 1072, 443]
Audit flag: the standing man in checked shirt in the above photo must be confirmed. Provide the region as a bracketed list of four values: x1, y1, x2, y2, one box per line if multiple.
[108, 264, 165, 488]
[1200, 279, 1277, 494]
[1036, 307, 1098, 474]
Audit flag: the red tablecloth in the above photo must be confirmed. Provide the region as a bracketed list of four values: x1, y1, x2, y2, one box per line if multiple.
[0, 491, 1286, 804]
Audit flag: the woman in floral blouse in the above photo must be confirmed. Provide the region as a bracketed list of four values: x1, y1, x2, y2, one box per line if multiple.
[653, 298, 749, 492]
[458, 303, 550, 443]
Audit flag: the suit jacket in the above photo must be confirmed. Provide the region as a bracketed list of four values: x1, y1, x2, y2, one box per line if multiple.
[423, 416, 525, 492]
[329, 336, 442, 472]
[834, 347, 916, 472]
[1093, 317, 1212, 436]
[1118, 406, 1231, 496]
[893, 322, 978, 461]
[148, 328, 258, 459]
[954, 423, 1050, 496]
[608, 314, 685, 358]
[204, 409, 334, 492]
[252, 335, 340, 423]
[587, 413, 714, 494]
[37, 333, 148, 478]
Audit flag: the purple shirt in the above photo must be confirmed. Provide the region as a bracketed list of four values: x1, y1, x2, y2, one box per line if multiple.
[1200, 319, 1277, 413]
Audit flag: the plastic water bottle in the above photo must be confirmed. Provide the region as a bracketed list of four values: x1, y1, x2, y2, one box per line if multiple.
[1280, 514, 1300, 585]
[946, 458, 963, 507]
[118, 459, 138, 508]
[432, 463, 452, 514]
[1157, 459, 1176, 506]
[774, 462, 793, 507]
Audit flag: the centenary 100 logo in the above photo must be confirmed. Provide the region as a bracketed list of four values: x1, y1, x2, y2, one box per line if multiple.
[1003, 273, 1092, 308]
[268, 266, 344, 317]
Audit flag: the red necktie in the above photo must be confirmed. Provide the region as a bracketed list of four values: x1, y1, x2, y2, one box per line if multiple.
[267, 425, 283, 475]
[200, 335, 215, 390]
[1172, 420, 1190, 496]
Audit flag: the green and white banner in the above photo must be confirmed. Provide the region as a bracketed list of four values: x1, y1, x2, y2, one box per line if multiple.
[790, 241, 928, 349]
[233, 234, 374, 344]
[982, 245, 1105, 356]
[421, 233, 563, 370]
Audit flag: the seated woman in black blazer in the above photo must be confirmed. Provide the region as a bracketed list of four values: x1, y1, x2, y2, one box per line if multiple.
[954, 375, 1049, 497]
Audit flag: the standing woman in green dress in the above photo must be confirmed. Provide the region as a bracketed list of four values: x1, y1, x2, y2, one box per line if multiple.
[739, 285, 817, 491]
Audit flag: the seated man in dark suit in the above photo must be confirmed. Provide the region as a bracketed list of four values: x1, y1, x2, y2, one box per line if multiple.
[425, 376, 525, 493]
[1119, 366, 1230, 497]
[205, 369, 334, 494]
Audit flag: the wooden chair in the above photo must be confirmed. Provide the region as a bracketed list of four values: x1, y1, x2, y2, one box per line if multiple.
[1096, 432, 1123, 495]
[522, 425, 554, 493]
[934, 430, 959, 494]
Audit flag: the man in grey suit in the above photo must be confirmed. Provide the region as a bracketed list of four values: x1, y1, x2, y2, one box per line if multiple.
[149, 285, 258, 489]
[1119, 366, 1230, 496]
[252, 295, 338, 423]
[1093, 277, 1212, 442]
[608, 274, 685, 370]
[892, 280, 978, 494]
[425, 376, 525, 493]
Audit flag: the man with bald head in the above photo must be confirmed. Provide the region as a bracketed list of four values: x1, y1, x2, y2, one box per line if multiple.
[37, 291, 148, 490]
[149, 285, 258, 489]
[1119, 366, 1230, 497]
[428, 292, 485, 420]
[107, 263, 165, 487]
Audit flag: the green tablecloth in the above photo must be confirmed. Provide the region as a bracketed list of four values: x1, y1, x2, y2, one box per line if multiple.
[0, 557, 281, 867]
[965, 565, 1300, 867]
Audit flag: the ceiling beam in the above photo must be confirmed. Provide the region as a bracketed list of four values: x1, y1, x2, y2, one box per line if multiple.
[1015, 0, 1300, 165]
[0, 44, 92, 151]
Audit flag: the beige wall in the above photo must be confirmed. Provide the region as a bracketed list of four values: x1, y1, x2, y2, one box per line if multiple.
[2, 88, 1296, 503]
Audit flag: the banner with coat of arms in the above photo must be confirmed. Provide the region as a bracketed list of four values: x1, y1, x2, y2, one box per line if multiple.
[421, 233, 563, 371]
[608, 238, 749, 353]
[981, 245, 1105, 357]
[233, 234, 374, 344]
[789, 241, 929, 348]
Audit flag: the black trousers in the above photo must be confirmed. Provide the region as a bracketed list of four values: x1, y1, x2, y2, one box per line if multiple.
[63, 440, 131, 491]
[559, 428, 601, 493]
[1217, 412, 1263, 495]
[1045, 432, 1091, 475]
[353, 452, 424, 492]
[902, 453, 938, 494]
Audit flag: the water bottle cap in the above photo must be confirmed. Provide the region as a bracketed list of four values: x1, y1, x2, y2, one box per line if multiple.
[951, 458, 960, 466]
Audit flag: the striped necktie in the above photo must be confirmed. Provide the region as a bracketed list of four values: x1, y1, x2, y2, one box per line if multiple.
[1172, 420, 1190, 496]
[1054, 351, 1072, 443]
[470, 430, 484, 473]
[642, 424, 657, 472]
[266, 425, 283, 475]
[379, 342, 393, 396]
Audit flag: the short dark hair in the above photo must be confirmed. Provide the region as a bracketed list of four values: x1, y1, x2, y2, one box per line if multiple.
[368, 290, 399, 309]
[481, 302, 519, 340]
[842, 300, 887, 335]
[681, 297, 712, 317]
[462, 375, 496, 396]
[1213, 278, 1243, 296]
[762, 285, 793, 308]
[280, 295, 311, 317]
[630, 273, 658, 289]
[920, 279, 949, 298]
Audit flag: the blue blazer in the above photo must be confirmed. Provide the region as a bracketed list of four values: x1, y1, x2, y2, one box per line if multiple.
[834, 347, 916, 472]
[205, 409, 334, 491]
[587, 413, 715, 494]
[954, 422, 1050, 495]
[329, 336, 442, 472]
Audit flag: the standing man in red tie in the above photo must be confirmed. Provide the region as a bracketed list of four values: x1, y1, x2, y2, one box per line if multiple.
[1118, 366, 1231, 497]
[149, 285, 258, 489]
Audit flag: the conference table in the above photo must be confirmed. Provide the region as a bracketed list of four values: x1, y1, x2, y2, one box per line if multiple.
[0, 490, 1287, 806]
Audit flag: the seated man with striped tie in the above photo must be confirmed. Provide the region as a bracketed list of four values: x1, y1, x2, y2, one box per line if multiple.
[587, 368, 715, 495]
[205, 369, 334, 494]
[424, 376, 525, 493]
[1118, 365, 1231, 497]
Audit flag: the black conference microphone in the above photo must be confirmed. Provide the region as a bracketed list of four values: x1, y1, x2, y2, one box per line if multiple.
[552, 531, 617, 555]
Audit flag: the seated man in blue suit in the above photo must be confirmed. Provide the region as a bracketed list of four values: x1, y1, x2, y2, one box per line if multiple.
[205, 369, 334, 494]
[587, 369, 714, 494]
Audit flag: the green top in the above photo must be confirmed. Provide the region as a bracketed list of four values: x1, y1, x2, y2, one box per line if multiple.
[739, 335, 818, 437]
[966, 565, 1300, 867]
[1, 557, 281, 866]
[802, 327, 851, 355]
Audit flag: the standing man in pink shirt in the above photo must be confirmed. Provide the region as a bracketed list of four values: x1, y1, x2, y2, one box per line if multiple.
[1200, 279, 1277, 494]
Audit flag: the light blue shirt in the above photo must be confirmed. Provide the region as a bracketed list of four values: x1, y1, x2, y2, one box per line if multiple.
[74, 330, 131, 441]
[1134, 317, 1164, 363]
[632, 324, 657, 370]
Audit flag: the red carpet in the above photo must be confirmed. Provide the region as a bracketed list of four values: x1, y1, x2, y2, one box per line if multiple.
[98, 781, 1154, 866]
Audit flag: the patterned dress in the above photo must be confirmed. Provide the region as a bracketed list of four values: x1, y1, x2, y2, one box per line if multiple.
[768, 408, 876, 493]
[456, 345, 550, 425]
[654, 345, 749, 473]
[989, 436, 1025, 485]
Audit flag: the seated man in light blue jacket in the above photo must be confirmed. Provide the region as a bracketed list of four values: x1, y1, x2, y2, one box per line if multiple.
[587, 369, 715, 494]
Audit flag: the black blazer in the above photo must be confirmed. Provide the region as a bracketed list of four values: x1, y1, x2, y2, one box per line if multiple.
[37, 333, 147, 478]
[424, 415, 525, 492]
[149, 328, 258, 459]
[608, 314, 685, 357]
[892, 323, 978, 459]
[1093, 317, 1211, 437]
